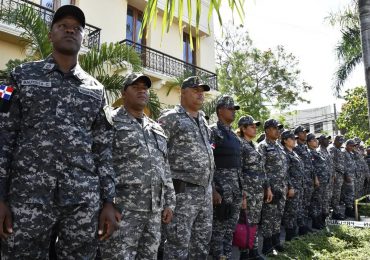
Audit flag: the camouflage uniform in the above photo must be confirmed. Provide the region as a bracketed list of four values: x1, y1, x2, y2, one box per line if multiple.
[309, 149, 331, 218]
[342, 150, 356, 210]
[209, 121, 243, 259]
[0, 56, 115, 259]
[318, 145, 334, 216]
[294, 143, 314, 228]
[283, 148, 304, 230]
[159, 105, 214, 259]
[258, 139, 288, 238]
[353, 150, 368, 199]
[328, 144, 346, 217]
[240, 139, 266, 225]
[99, 107, 175, 259]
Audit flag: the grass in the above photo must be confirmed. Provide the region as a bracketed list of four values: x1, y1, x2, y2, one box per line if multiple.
[271, 225, 370, 260]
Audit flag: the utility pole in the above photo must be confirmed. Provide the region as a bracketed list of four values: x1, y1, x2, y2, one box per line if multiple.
[333, 103, 338, 135]
[359, 0, 370, 130]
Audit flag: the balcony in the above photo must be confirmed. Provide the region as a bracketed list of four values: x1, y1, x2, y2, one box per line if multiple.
[0, 0, 100, 49]
[120, 39, 218, 91]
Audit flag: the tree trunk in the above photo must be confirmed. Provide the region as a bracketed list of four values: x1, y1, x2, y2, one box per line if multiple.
[359, 0, 370, 130]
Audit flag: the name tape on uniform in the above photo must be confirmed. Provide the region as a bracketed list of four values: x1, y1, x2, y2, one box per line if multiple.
[327, 219, 370, 228]
[21, 80, 51, 88]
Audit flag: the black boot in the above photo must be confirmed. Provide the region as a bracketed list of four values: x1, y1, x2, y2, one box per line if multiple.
[262, 237, 276, 256]
[272, 233, 284, 252]
[299, 226, 307, 236]
[312, 216, 322, 229]
[285, 228, 295, 241]
[248, 243, 264, 260]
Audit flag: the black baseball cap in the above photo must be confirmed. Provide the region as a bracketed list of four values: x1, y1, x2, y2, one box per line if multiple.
[238, 115, 261, 127]
[294, 125, 309, 135]
[52, 5, 86, 28]
[318, 134, 331, 141]
[181, 76, 210, 91]
[264, 119, 283, 130]
[306, 133, 317, 142]
[281, 130, 295, 140]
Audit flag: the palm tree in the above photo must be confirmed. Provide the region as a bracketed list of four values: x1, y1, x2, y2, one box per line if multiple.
[140, 0, 245, 48]
[327, 1, 362, 96]
[0, 3, 162, 119]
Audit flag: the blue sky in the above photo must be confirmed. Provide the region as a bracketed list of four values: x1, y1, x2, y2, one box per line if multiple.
[216, 0, 363, 111]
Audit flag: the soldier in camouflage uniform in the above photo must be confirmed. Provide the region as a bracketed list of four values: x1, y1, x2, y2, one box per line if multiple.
[293, 126, 314, 235]
[281, 131, 304, 241]
[307, 133, 331, 229]
[328, 135, 346, 220]
[209, 96, 243, 260]
[317, 134, 334, 224]
[99, 74, 176, 259]
[258, 119, 287, 256]
[353, 138, 368, 199]
[158, 76, 215, 259]
[0, 6, 117, 259]
[365, 147, 370, 195]
[342, 139, 357, 218]
[237, 115, 272, 260]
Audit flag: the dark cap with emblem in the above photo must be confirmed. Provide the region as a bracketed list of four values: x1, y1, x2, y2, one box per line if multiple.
[122, 73, 151, 90]
[318, 134, 331, 141]
[51, 5, 86, 28]
[181, 76, 210, 91]
[238, 115, 260, 127]
[264, 119, 283, 130]
[334, 135, 345, 144]
[216, 95, 240, 110]
[306, 133, 317, 142]
[281, 130, 296, 140]
[346, 139, 355, 146]
[294, 125, 309, 135]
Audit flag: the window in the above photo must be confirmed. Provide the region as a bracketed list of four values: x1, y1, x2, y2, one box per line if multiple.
[314, 122, 324, 133]
[183, 32, 196, 65]
[40, 0, 75, 10]
[126, 6, 145, 45]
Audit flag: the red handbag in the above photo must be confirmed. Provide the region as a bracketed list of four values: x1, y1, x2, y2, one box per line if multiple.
[232, 210, 258, 249]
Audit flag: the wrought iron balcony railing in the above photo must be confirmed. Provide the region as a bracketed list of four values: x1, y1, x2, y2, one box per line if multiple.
[120, 39, 218, 91]
[0, 0, 100, 49]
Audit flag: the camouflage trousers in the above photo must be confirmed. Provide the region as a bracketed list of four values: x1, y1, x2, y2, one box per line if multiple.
[260, 183, 287, 238]
[243, 173, 264, 225]
[301, 178, 314, 226]
[163, 184, 212, 260]
[210, 168, 243, 259]
[311, 180, 329, 217]
[99, 209, 161, 259]
[341, 177, 355, 209]
[331, 172, 345, 215]
[283, 187, 303, 229]
[354, 172, 366, 199]
[1, 201, 99, 259]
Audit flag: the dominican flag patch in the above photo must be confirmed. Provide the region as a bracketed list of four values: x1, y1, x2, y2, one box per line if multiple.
[0, 85, 14, 101]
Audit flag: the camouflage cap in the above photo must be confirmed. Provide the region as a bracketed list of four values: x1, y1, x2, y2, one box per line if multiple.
[216, 95, 240, 110]
[264, 119, 283, 130]
[318, 134, 331, 141]
[281, 130, 296, 140]
[346, 139, 355, 146]
[181, 76, 210, 91]
[334, 135, 345, 144]
[353, 137, 362, 145]
[306, 133, 317, 142]
[294, 125, 309, 135]
[52, 5, 85, 28]
[122, 73, 151, 90]
[237, 115, 260, 127]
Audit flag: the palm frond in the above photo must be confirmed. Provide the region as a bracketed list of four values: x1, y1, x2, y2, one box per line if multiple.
[146, 90, 162, 120]
[79, 42, 142, 77]
[333, 54, 362, 96]
[202, 96, 220, 120]
[0, 4, 52, 59]
[140, 0, 245, 48]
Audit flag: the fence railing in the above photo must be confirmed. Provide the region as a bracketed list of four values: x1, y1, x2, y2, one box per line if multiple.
[120, 39, 218, 90]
